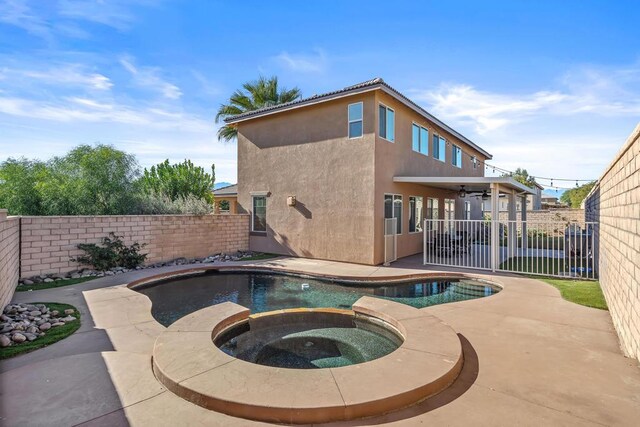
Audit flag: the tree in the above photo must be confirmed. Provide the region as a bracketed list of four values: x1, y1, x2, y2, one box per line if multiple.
[215, 76, 301, 142]
[44, 145, 140, 215]
[560, 181, 596, 208]
[503, 168, 537, 187]
[0, 158, 48, 215]
[139, 160, 215, 204]
[0, 145, 139, 215]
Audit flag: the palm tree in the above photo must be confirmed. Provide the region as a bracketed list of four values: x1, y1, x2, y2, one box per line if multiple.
[215, 76, 302, 142]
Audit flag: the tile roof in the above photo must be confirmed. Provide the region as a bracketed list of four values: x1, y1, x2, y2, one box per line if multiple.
[223, 77, 492, 159]
[212, 183, 237, 196]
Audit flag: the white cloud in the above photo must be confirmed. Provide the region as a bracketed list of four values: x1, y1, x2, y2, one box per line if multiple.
[0, 95, 210, 132]
[412, 63, 640, 134]
[0, 0, 160, 41]
[416, 84, 568, 133]
[57, 0, 138, 31]
[120, 55, 182, 99]
[20, 65, 113, 90]
[274, 49, 328, 73]
[0, 0, 50, 38]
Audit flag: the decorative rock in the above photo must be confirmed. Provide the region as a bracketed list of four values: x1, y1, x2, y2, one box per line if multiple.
[22, 279, 34, 285]
[23, 332, 38, 341]
[64, 309, 75, 315]
[71, 274, 81, 279]
[12, 333, 26, 343]
[51, 310, 59, 317]
[0, 334, 11, 347]
[51, 322, 65, 327]
[26, 326, 38, 334]
[29, 310, 42, 316]
[60, 315, 76, 322]
[39, 322, 51, 331]
[43, 278, 54, 283]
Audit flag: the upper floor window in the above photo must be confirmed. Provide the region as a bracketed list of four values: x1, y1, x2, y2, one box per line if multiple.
[379, 104, 395, 142]
[464, 201, 471, 220]
[433, 134, 446, 162]
[348, 102, 363, 138]
[452, 145, 462, 168]
[412, 124, 429, 156]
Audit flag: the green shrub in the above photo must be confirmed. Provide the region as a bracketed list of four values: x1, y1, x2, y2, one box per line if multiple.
[72, 233, 147, 271]
[133, 192, 213, 215]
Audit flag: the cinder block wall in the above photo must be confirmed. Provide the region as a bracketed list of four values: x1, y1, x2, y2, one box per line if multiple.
[20, 214, 250, 278]
[497, 209, 586, 225]
[585, 123, 640, 362]
[0, 211, 20, 308]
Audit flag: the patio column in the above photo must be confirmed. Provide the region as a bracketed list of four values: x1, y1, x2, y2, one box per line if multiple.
[507, 190, 517, 257]
[490, 182, 500, 272]
[521, 195, 527, 248]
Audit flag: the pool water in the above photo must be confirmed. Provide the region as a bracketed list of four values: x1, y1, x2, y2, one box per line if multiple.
[137, 272, 499, 327]
[216, 316, 403, 369]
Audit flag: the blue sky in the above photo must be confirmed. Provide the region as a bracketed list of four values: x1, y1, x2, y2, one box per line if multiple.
[1, 0, 639, 192]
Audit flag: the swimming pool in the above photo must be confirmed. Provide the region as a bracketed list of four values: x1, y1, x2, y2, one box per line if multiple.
[136, 271, 500, 326]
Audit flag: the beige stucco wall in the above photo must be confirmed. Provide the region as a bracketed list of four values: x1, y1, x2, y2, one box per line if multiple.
[584, 123, 640, 362]
[20, 214, 249, 278]
[236, 89, 490, 265]
[237, 92, 377, 264]
[0, 211, 20, 308]
[372, 91, 488, 264]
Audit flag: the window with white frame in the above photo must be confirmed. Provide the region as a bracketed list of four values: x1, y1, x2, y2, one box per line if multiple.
[252, 196, 267, 232]
[409, 196, 424, 233]
[378, 104, 395, 142]
[412, 124, 429, 156]
[348, 102, 363, 138]
[433, 134, 446, 162]
[452, 145, 462, 168]
[426, 197, 439, 230]
[444, 198, 455, 231]
[384, 194, 402, 234]
[464, 201, 471, 220]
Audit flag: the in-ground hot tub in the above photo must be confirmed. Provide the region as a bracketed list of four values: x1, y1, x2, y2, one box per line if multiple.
[215, 309, 403, 369]
[152, 298, 465, 424]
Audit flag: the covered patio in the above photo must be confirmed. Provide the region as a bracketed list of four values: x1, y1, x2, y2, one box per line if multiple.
[394, 176, 536, 271]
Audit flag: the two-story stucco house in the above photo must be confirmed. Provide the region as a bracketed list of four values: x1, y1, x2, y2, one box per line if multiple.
[220, 78, 532, 265]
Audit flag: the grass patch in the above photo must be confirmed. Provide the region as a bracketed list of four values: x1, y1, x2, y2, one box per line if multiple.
[241, 253, 280, 261]
[0, 302, 81, 360]
[16, 276, 96, 292]
[539, 278, 608, 310]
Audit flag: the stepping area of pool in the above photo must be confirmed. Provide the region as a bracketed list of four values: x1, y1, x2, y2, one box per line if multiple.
[1, 255, 639, 426]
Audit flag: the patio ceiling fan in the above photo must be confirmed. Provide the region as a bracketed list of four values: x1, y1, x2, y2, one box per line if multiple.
[458, 185, 490, 200]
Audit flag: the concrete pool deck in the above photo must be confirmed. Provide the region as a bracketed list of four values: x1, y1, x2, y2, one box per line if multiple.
[1, 255, 639, 426]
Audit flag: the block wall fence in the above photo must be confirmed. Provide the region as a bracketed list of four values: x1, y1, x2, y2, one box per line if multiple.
[497, 208, 585, 225]
[585, 123, 640, 363]
[0, 214, 250, 306]
[0, 210, 20, 308]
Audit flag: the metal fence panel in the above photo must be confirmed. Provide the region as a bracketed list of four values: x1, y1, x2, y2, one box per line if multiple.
[423, 219, 598, 280]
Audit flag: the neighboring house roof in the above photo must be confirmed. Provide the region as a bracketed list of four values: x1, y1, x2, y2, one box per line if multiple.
[223, 77, 492, 159]
[213, 183, 237, 196]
